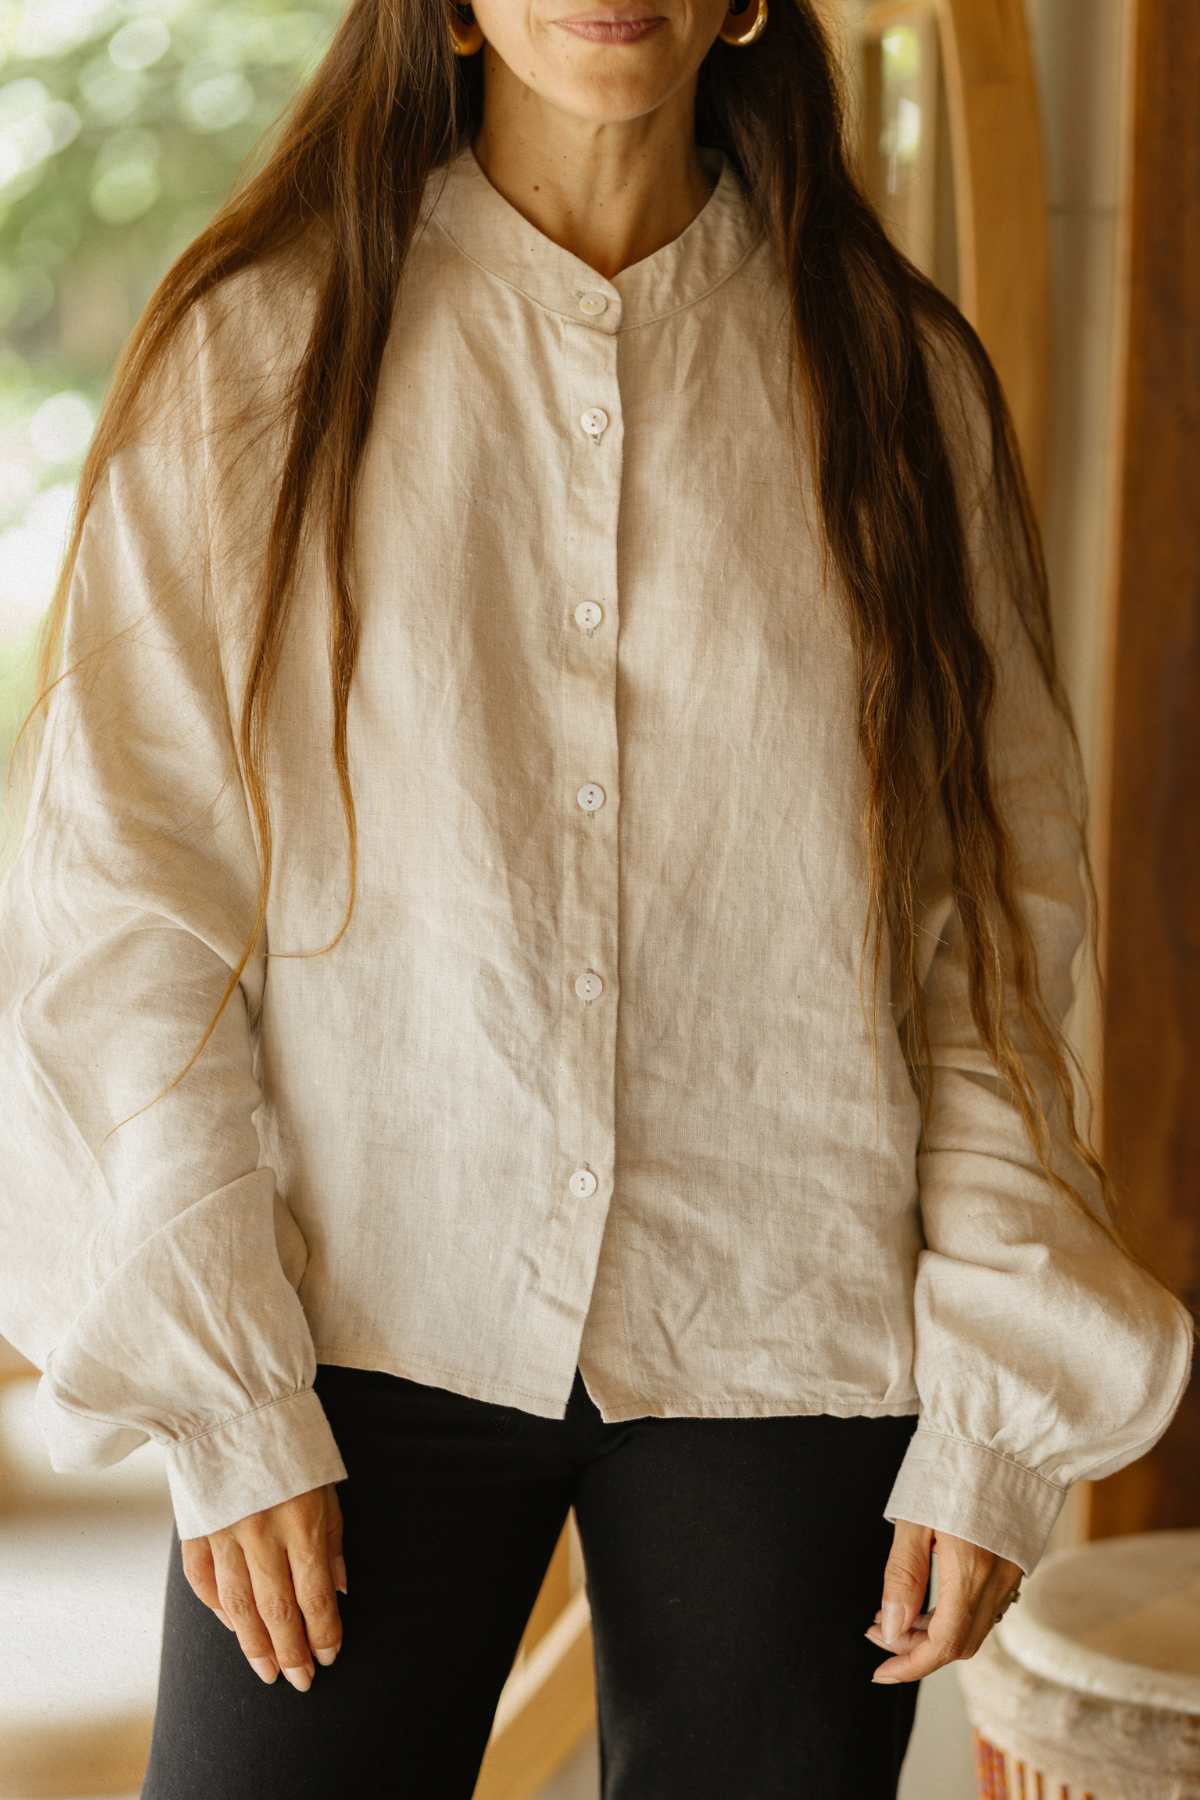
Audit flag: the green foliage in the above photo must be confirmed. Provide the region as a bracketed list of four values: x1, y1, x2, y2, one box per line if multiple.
[0, 0, 340, 613]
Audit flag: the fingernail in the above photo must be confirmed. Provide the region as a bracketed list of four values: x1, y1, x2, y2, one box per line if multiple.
[215, 1609, 234, 1630]
[249, 1656, 278, 1684]
[881, 1601, 903, 1645]
[333, 1555, 348, 1594]
[314, 1645, 339, 1666]
[872, 1672, 899, 1684]
[283, 1664, 313, 1692]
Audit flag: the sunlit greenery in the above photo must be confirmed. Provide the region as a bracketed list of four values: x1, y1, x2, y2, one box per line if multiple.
[0, 0, 340, 716]
[878, 27, 921, 180]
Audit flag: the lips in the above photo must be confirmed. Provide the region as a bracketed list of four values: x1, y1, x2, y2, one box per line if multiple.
[554, 13, 666, 35]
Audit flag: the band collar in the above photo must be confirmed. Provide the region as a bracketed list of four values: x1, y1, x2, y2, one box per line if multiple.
[420, 136, 765, 332]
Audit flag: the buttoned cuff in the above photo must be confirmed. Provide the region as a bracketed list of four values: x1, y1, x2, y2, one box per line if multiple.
[37, 1374, 350, 1540]
[156, 1385, 349, 1540]
[882, 1424, 1069, 1579]
[36, 1368, 347, 1540]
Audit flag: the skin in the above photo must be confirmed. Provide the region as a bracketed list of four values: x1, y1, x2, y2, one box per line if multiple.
[182, 1486, 346, 1690]
[864, 1523, 1024, 1683]
[182, 0, 1023, 1694]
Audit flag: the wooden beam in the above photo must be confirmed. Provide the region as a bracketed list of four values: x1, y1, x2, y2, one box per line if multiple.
[936, 0, 1051, 510]
[1089, 0, 1200, 1540]
[513, 1521, 573, 1661]
[474, 1589, 596, 1799]
[856, 0, 1050, 508]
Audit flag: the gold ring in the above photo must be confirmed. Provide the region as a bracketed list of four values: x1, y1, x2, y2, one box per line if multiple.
[992, 1584, 1022, 1626]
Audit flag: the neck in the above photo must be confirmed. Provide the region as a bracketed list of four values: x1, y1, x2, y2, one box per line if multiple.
[469, 101, 716, 281]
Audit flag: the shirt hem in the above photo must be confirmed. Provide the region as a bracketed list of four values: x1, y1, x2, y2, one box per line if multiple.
[588, 1392, 922, 1423]
[314, 1344, 567, 1412]
[312, 1343, 921, 1423]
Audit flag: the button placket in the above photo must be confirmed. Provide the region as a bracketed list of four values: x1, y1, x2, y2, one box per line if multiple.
[548, 316, 623, 1318]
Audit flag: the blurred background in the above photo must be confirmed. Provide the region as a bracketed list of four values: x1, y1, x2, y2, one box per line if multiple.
[1, 0, 1196, 1796]
[0, 0, 335, 734]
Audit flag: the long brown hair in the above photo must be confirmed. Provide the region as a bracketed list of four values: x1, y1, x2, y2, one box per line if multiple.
[9, 0, 1193, 1328]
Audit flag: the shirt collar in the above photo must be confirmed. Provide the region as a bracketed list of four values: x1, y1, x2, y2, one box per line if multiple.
[420, 138, 765, 332]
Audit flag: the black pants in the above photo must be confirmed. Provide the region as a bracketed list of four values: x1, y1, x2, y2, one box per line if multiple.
[141, 1363, 927, 1798]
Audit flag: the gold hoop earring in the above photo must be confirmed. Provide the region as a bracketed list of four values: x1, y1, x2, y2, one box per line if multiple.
[449, 0, 484, 55]
[716, 0, 766, 46]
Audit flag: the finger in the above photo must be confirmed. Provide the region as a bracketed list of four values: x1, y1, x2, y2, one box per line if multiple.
[179, 1535, 235, 1631]
[878, 1521, 932, 1646]
[326, 1484, 348, 1595]
[243, 1535, 318, 1693]
[864, 1616, 929, 1652]
[287, 1526, 345, 1663]
[959, 1569, 1022, 1661]
[870, 1599, 969, 1683]
[210, 1536, 281, 1686]
[871, 1547, 987, 1684]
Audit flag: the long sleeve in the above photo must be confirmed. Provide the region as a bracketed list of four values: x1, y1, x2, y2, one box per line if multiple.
[881, 354, 1195, 1578]
[0, 305, 348, 1540]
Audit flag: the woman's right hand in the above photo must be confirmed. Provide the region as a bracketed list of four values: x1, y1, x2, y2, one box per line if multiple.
[179, 1481, 347, 1691]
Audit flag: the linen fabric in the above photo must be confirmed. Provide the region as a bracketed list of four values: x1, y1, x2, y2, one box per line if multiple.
[0, 139, 1191, 1573]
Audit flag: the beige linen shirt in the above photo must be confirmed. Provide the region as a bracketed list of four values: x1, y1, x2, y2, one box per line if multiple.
[0, 139, 1192, 1575]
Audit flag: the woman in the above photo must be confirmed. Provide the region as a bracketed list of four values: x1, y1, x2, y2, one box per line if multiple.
[0, 0, 1193, 1793]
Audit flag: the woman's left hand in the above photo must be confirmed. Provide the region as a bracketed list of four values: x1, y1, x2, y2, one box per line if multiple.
[864, 1520, 1024, 1683]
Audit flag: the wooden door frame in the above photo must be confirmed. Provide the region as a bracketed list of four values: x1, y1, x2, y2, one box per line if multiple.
[1088, 0, 1200, 1541]
[860, 0, 1052, 510]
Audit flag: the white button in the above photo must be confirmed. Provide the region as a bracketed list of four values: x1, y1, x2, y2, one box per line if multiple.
[574, 600, 604, 632]
[580, 407, 609, 439]
[576, 782, 605, 812]
[569, 1167, 598, 1198]
[577, 291, 609, 316]
[575, 970, 604, 1002]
